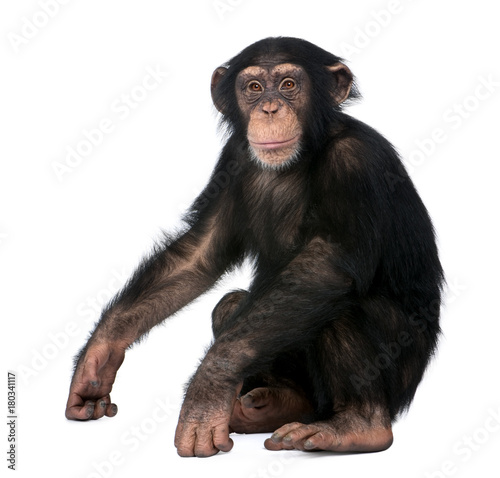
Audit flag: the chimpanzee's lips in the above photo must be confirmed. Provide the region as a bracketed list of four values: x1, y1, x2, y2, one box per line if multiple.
[250, 135, 299, 150]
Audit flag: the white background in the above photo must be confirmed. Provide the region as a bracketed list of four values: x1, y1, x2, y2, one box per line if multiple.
[1, 1, 499, 477]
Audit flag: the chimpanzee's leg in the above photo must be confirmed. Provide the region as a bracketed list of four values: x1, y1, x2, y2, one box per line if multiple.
[212, 291, 314, 433]
[212, 290, 249, 339]
[264, 319, 394, 452]
[264, 292, 439, 453]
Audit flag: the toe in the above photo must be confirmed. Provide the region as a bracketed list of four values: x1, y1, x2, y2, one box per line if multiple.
[270, 422, 305, 440]
[264, 437, 284, 451]
[241, 388, 271, 408]
[302, 429, 339, 451]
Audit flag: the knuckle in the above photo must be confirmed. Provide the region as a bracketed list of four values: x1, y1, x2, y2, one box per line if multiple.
[177, 447, 193, 457]
[194, 446, 215, 458]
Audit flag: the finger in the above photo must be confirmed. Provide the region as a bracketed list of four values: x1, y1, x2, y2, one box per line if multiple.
[65, 390, 91, 421]
[84, 400, 97, 419]
[65, 389, 83, 412]
[91, 394, 118, 420]
[212, 424, 233, 453]
[66, 404, 89, 420]
[194, 427, 219, 458]
[93, 399, 109, 420]
[105, 403, 118, 418]
[87, 393, 116, 419]
[175, 422, 196, 457]
[66, 398, 97, 421]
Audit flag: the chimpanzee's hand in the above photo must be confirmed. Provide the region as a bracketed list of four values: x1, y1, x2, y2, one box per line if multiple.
[65, 342, 126, 420]
[174, 391, 237, 457]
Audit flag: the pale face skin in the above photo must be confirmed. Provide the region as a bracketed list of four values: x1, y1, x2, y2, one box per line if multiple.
[235, 63, 310, 169]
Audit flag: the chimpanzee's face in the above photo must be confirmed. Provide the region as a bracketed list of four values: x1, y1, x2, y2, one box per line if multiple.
[234, 63, 310, 169]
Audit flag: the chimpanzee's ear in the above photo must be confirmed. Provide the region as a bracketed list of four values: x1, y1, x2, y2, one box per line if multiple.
[326, 63, 353, 105]
[211, 67, 228, 114]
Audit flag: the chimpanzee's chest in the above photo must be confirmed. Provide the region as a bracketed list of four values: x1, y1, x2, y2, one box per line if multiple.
[240, 169, 311, 256]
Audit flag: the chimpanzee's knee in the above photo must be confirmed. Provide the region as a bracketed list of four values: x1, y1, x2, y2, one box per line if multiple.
[212, 290, 248, 338]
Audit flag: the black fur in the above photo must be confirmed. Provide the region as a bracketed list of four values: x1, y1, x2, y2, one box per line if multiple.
[79, 37, 444, 427]
[203, 37, 443, 421]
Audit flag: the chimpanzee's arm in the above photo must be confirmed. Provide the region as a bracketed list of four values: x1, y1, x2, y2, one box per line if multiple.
[65, 181, 243, 421]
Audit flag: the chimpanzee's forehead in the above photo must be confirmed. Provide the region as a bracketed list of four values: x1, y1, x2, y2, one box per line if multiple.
[237, 63, 304, 81]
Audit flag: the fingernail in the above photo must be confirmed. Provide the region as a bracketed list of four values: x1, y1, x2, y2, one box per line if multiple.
[99, 400, 106, 408]
[86, 402, 95, 418]
[90, 381, 98, 387]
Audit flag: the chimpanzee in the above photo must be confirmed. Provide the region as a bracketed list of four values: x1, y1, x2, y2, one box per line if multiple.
[65, 37, 444, 457]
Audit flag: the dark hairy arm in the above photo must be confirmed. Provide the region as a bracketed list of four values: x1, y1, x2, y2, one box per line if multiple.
[65, 190, 242, 420]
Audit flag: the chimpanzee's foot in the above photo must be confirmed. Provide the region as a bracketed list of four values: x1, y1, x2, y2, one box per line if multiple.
[229, 387, 314, 434]
[264, 418, 393, 453]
